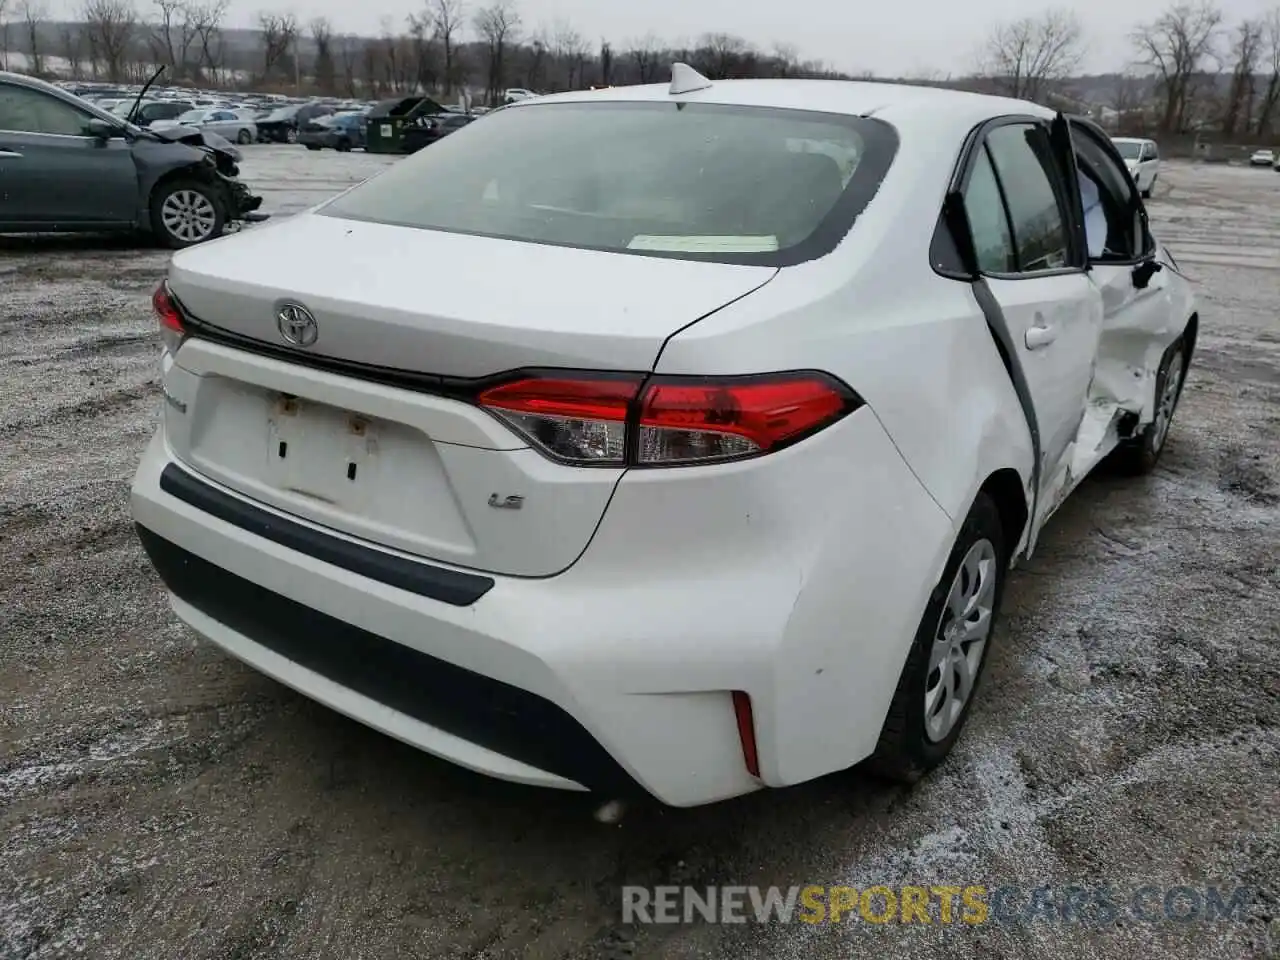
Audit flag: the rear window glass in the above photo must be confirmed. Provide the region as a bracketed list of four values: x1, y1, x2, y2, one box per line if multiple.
[319, 101, 898, 265]
[1112, 140, 1141, 160]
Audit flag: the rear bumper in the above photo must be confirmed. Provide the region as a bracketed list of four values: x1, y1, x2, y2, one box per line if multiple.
[131, 399, 952, 805]
[136, 524, 638, 794]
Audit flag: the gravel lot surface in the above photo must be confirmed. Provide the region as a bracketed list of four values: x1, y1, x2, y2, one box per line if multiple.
[1, 150, 1277, 960]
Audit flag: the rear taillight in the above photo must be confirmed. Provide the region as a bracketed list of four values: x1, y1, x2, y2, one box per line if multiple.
[153, 281, 186, 355]
[477, 371, 860, 467]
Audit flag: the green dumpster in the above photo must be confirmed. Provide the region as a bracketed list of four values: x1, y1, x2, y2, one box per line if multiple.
[365, 96, 448, 154]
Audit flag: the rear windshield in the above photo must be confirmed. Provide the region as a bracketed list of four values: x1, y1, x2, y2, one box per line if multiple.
[1112, 140, 1142, 160]
[319, 101, 898, 266]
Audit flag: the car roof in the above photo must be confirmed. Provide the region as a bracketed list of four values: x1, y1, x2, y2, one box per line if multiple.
[510, 77, 1056, 141]
[1110, 137, 1153, 144]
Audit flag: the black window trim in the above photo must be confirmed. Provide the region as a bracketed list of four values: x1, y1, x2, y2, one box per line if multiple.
[961, 115, 1086, 282]
[1066, 116, 1158, 267]
[317, 100, 902, 269]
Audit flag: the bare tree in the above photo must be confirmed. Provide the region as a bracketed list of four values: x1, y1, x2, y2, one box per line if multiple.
[626, 33, 661, 83]
[1110, 72, 1145, 114]
[551, 20, 587, 89]
[473, 0, 521, 104]
[310, 16, 334, 94]
[431, 0, 462, 95]
[337, 32, 359, 97]
[979, 9, 1085, 103]
[18, 0, 46, 74]
[361, 35, 382, 96]
[694, 32, 750, 78]
[1132, 1, 1224, 132]
[187, 0, 227, 82]
[149, 0, 202, 77]
[522, 28, 547, 89]
[406, 10, 435, 94]
[1258, 8, 1280, 134]
[257, 10, 297, 83]
[598, 39, 613, 86]
[1221, 19, 1263, 135]
[60, 22, 87, 76]
[82, 0, 137, 81]
[769, 42, 800, 78]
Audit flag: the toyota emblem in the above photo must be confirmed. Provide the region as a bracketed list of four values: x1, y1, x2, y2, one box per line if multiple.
[276, 302, 318, 347]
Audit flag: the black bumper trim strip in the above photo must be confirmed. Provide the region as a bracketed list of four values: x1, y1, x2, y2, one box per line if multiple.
[159, 463, 494, 607]
[134, 525, 645, 796]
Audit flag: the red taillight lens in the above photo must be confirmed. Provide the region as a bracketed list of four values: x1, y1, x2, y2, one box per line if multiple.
[638, 377, 851, 464]
[477, 375, 642, 465]
[477, 371, 859, 467]
[153, 281, 186, 354]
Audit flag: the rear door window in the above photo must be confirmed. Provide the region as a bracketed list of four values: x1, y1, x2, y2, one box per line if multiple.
[962, 146, 1017, 274]
[983, 123, 1072, 273]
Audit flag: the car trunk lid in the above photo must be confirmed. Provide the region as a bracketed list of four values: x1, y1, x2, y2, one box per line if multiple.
[162, 213, 776, 578]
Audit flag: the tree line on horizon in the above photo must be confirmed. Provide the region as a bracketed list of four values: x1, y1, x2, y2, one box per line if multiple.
[1, 0, 1279, 138]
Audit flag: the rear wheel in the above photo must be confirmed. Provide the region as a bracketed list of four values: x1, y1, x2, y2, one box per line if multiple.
[150, 179, 225, 249]
[867, 494, 1007, 783]
[236, 128, 252, 145]
[336, 138, 352, 152]
[1114, 337, 1187, 475]
[285, 127, 298, 144]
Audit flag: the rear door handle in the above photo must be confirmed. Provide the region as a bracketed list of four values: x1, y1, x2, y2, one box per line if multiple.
[1025, 324, 1058, 350]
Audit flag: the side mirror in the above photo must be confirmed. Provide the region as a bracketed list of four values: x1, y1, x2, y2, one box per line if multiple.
[1132, 258, 1163, 290]
[85, 117, 119, 140]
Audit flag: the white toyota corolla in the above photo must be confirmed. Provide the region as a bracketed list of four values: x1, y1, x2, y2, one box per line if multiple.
[131, 65, 1197, 807]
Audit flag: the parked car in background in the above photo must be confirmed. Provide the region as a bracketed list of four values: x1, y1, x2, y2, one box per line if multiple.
[502, 87, 538, 103]
[1249, 148, 1275, 167]
[0, 70, 265, 248]
[132, 67, 1197, 807]
[1110, 136, 1160, 197]
[402, 112, 476, 153]
[256, 103, 335, 143]
[111, 99, 195, 127]
[299, 112, 367, 152]
[151, 107, 257, 144]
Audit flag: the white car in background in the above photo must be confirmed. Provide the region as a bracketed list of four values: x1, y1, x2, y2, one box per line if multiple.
[1110, 136, 1160, 197]
[132, 66, 1197, 807]
[151, 107, 257, 144]
[1249, 148, 1276, 167]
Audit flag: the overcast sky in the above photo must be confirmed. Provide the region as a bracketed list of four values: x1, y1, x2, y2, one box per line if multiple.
[59, 0, 1277, 76]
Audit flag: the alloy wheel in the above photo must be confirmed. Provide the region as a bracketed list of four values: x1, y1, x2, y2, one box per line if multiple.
[1151, 349, 1184, 453]
[160, 190, 218, 244]
[924, 538, 997, 743]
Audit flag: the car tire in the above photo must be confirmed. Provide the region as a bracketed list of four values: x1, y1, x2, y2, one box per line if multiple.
[150, 179, 226, 249]
[286, 128, 298, 144]
[305, 144, 321, 151]
[1141, 174, 1156, 199]
[1113, 335, 1188, 475]
[336, 138, 352, 152]
[236, 129, 252, 145]
[865, 493, 1007, 784]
